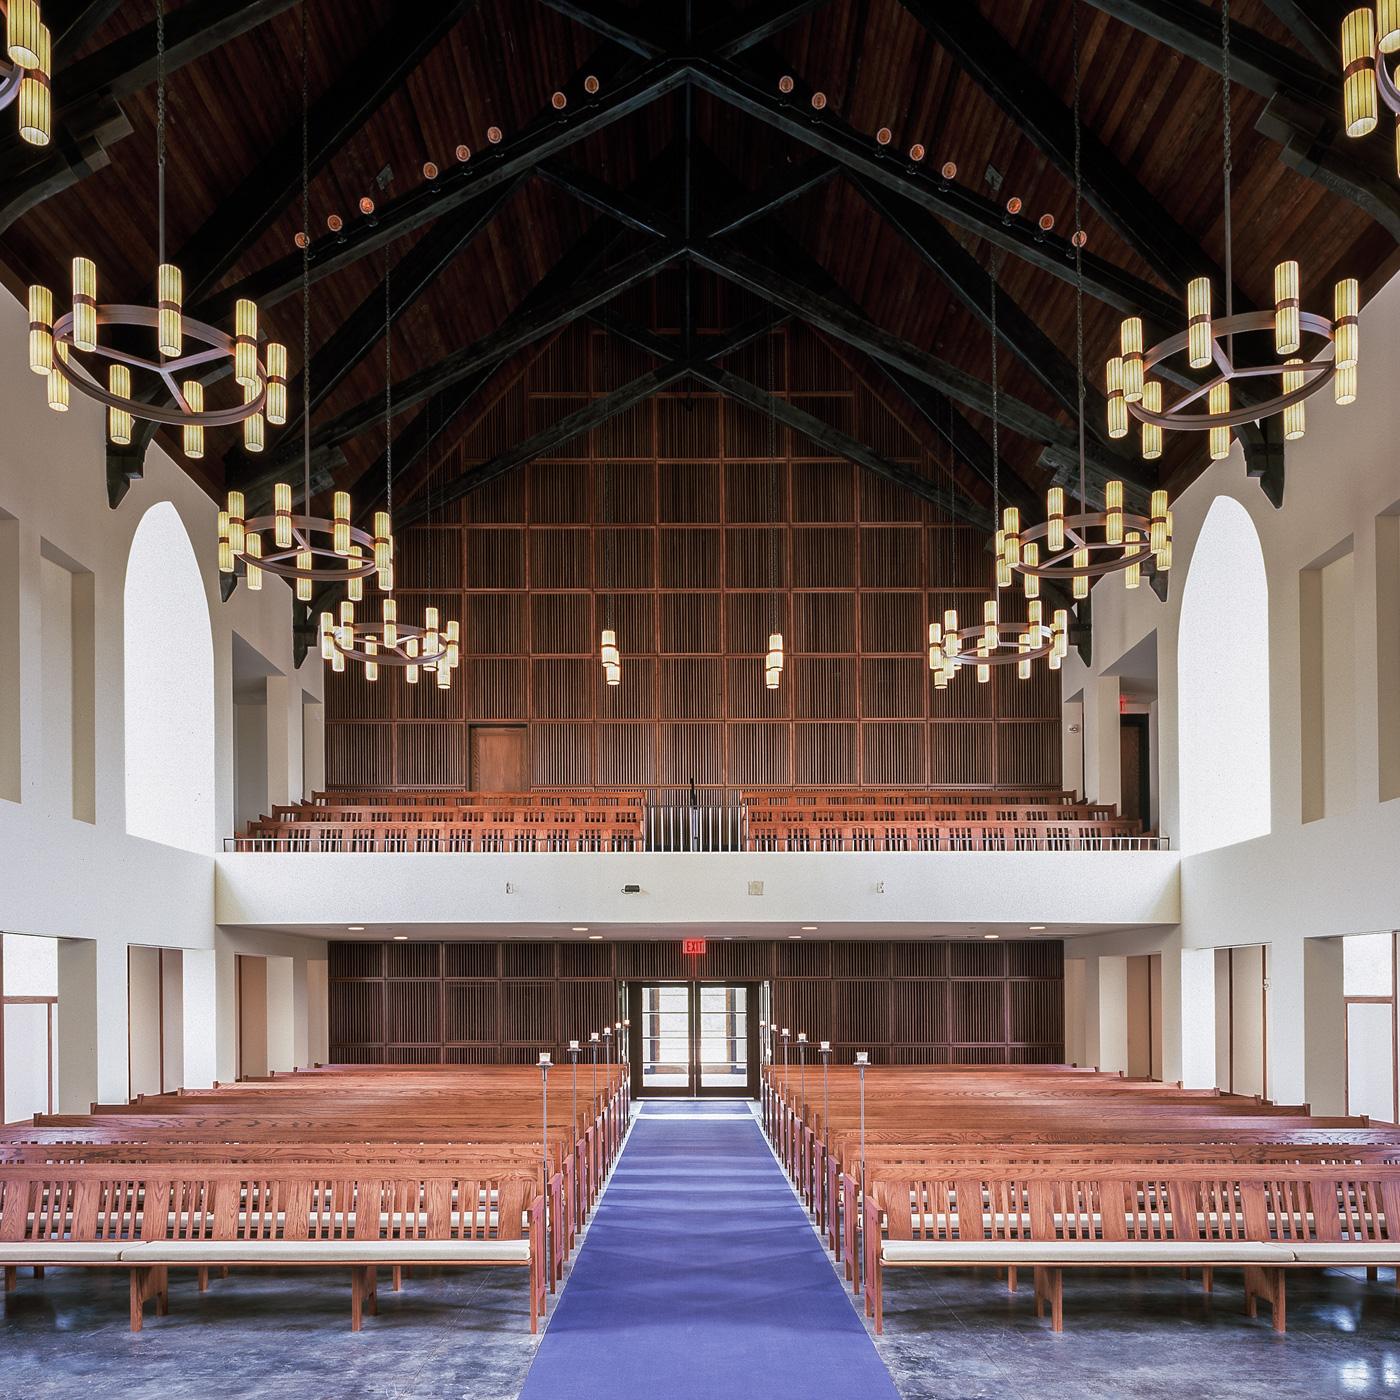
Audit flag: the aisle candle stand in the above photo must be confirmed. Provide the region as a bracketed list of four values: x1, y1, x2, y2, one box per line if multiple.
[568, 1039, 579, 1222]
[819, 1040, 831, 1184]
[855, 1051, 869, 1203]
[590, 1031, 599, 1106]
[538, 1051, 551, 1280]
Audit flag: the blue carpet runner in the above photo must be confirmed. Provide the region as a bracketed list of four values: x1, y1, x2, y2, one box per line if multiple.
[517, 1100, 901, 1400]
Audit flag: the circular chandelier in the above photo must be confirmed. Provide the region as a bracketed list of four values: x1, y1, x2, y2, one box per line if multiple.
[3, 0, 50, 146]
[324, 600, 459, 688]
[25, 0, 273, 446]
[220, 4, 373, 604]
[929, 599, 1067, 687]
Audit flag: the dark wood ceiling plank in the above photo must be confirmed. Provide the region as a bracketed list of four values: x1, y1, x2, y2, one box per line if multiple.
[532, 0, 672, 58]
[48, 0, 129, 67]
[703, 0, 843, 58]
[193, 46, 681, 322]
[176, 0, 485, 304]
[896, 0, 1234, 296]
[538, 156, 684, 237]
[701, 155, 841, 236]
[687, 54, 1181, 322]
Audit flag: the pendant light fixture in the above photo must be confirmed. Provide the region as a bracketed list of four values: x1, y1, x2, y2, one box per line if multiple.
[4, 0, 50, 146]
[598, 290, 621, 687]
[26, 0, 274, 444]
[1113, 0, 1355, 455]
[929, 246, 1062, 682]
[331, 249, 459, 687]
[220, 0, 377, 602]
[1011, 0, 1171, 604]
[1341, 3, 1400, 173]
[764, 305, 784, 690]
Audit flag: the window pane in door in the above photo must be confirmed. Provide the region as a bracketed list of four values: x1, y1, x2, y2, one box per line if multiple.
[1347, 1000, 1396, 1123]
[700, 985, 747, 1088]
[641, 985, 691, 1087]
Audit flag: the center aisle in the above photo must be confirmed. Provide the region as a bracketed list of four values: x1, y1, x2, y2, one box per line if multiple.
[516, 1100, 902, 1400]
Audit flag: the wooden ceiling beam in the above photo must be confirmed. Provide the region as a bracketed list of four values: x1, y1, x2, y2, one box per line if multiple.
[848, 172, 1123, 447]
[690, 237, 1151, 501]
[177, 0, 484, 306]
[896, 0, 1236, 298]
[701, 156, 840, 236]
[701, 0, 844, 58]
[194, 47, 681, 322]
[538, 156, 684, 238]
[1085, 0, 1400, 238]
[691, 361, 993, 531]
[47, 0, 128, 67]
[531, 0, 672, 58]
[688, 55, 1181, 322]
[1253, 0, 1342, 69]
[228, 176, 526, 500]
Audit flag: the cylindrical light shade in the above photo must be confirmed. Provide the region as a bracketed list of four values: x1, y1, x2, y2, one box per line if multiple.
[1157, 513, 1173, 572]
[1335, 362, 1358, 405]
[1124, 530, 1142, 590]
[382, 598, 397, 650]
[1209, 381, 1231, 460]
[8, 0, 42, 66]
[1072, 546, 1089, 600]
[265, 343, 287, 425]
[27, 284, 52, 374]
[1119, 317, 1143, 402]
[1187, 277, 1212, 369]
[1022, 541, 1039, 599]
[245, 533, 262, 590]
[17, 22, 50, 146]
[1104, 479, 1124, 545]
[226, 491, 246, 554]
[234, 299, 258, 386]
[1140, 380, 1162, 460]
[1334, 278, 1359, 370]
[296, 550, 313, 601]
[1047, 486, 1064, 553]
[243, 381, 264, 452]
[1018, 633, 1031, 680]
[157, 263, 182, 358]
[333, 490, 351, 556]
[348, 545, 364, 603]
[1381, 0, 1400, 51]
[600, 628, 620, 669]
[1343, 8, 1379, 137]
[331, 645, 345, 673]
[274, 481, 293, 548]
[1106, 356, 1128, 438]
[1273, 260, 1300, 354]
[71, 257, 97, 353]
[47, 343, 68, 411]
[321, 612, 335, 662]
[1001, 507, 1020, 566]
[976, 638, 990, 685]
[1150, 489, 1169, 557]
[437, 659, 453, 689]
[373, 511, 392, 573]
[1282, 359, 1306, 439]
[183, 380, 204, 458]
[365, 637, 378, 683]
[108, 363, 131, 445]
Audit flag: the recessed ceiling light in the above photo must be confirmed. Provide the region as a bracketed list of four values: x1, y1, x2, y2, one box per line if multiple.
[392, 935, 407, 941]
[1029, 925, 1046, 931]
[801, 926, 817, 931]
[572, 927, 588, 932]
[984, 933, 1000, 940]
[347, 926, 364, 931]
[588, 935, 603, 941]
[788, 934, 802, 939]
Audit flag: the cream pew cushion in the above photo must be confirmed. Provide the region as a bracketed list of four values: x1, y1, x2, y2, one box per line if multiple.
[881, 1240, 1297, 1266]
[120, 1240, 531, 1265]
[0, 1242, 128, 1264]
[1287, 1245, 1400, 1265]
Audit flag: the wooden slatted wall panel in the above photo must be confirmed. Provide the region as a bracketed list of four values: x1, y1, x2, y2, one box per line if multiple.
[328, 939, 1063, 1065]
[324, 311, 1060, 793]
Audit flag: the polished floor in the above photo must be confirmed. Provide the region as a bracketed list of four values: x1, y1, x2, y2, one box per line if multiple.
[3, 1108, 1399, 1399]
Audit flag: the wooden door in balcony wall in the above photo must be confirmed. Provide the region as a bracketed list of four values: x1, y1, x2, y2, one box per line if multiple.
[471, 726, 528, 791]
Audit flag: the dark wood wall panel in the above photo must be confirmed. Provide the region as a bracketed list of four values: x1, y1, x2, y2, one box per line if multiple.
[325, 323, 1060, 793]
[328, 939, 1063, 1066]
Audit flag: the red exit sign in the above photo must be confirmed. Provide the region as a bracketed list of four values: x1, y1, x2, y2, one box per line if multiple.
[683, 938, 707, 955]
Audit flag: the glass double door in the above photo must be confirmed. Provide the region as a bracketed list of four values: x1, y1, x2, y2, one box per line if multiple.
[628, 981, 757, 1098]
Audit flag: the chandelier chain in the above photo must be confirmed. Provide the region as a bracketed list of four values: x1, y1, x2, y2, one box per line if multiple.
[156, 0, 165, 269]
[301, 0, 310, 513]
[384, 246, 391, 526]
[767, 298, 779, 636]
[1073, 0, 1085, 513]
[990, 246, 999, 524]
[1222, 0, 1234, 336]
[601, 275, 614, 632]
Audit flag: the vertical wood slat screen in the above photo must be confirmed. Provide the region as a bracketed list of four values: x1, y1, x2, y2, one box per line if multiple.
[324, 296, 1060, 793]
[327, 939, 1064, 1065]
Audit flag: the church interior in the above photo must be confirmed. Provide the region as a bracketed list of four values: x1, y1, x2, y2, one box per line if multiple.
[2, 1, 1400, 1396]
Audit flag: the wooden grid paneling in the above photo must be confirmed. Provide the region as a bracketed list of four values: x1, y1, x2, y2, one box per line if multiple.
[325, 323, 1060, 792]
[328, 939, 1062, 1066]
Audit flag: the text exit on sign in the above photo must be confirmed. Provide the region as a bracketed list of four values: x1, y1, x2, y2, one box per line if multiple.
[683, 938, 706, 955]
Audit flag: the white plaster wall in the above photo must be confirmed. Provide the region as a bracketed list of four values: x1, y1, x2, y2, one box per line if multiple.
[0, 283, 323, 1107]
[1058, 264, 1400, 1106]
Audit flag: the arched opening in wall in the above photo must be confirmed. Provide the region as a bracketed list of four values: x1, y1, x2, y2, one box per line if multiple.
[124, 502, 216, 852]
[1177, 495, 1270, 852]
